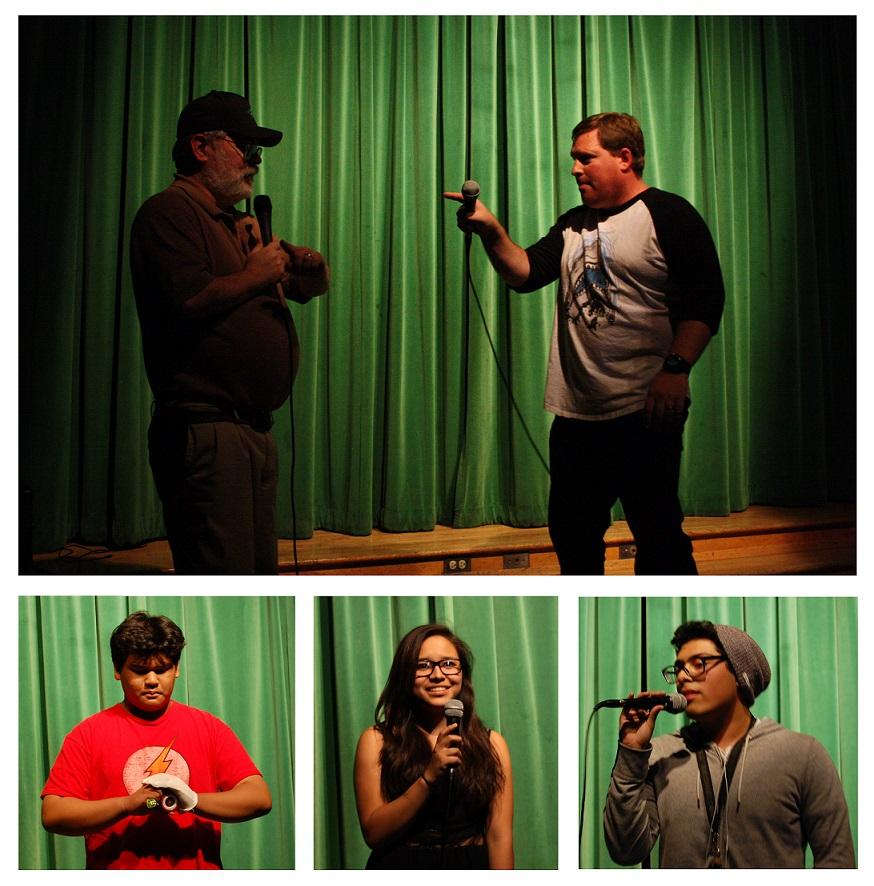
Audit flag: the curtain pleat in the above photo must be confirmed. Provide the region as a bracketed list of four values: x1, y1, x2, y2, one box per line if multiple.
[314, 595, 558, 869]
[578, 597, 857, 868]
[19, 596, 295, 870]
[19, 15, 855, 552]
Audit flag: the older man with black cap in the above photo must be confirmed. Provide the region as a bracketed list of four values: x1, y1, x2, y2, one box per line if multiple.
[130, 90, 329, 574]
[603, 619, 855, 868]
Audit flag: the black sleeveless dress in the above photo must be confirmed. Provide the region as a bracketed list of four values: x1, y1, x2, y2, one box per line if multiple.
[365, 773, 490, 869]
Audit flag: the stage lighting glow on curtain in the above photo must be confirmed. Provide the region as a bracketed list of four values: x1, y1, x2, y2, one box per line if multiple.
[19, 15, 856, 551]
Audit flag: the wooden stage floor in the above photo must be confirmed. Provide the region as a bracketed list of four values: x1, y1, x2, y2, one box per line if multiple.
[29, 503, 856, 576]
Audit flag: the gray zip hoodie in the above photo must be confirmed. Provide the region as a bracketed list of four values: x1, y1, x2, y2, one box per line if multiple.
[604, 717, 855, 868]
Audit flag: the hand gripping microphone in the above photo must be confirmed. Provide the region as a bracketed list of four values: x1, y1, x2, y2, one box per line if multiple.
[254, 193, 286, 307]
[594, 693, 687, 714]
[253, 194, 272, 246]
[461, 180, 480, 213]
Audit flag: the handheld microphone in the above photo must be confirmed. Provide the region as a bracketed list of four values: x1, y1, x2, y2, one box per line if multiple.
[253, 194, 272, 246]
[443, 699, 464, 775]
[254, 193, 286, 307]
[461, 180, 480, 213]
[444, 698, 464, 729]
[594, 693, 687, 714]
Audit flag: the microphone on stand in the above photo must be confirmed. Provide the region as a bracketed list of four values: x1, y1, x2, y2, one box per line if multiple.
[594, 693, 687, 714]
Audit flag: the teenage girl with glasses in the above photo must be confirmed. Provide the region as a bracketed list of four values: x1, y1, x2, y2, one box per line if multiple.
[353, 623, 513, 869]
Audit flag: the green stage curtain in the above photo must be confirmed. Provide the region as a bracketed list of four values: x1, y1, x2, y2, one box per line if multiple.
[19, 15, 855, 552]
[314, 595, 558, 869]
[578, 596, 857, 868]
[19, 596, 294, 870]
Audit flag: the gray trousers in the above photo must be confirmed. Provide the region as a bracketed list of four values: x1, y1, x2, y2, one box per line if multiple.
[149, 416, 278, 574]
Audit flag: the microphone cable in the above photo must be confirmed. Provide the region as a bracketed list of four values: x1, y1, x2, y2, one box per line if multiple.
[252, 194, 301, 576]
[463, 234, 550, 477]
[287, 359, 299, 575]
[274, 264, 299, 575]
[578, 704, 598, 866]
[439, 768, 456, 870]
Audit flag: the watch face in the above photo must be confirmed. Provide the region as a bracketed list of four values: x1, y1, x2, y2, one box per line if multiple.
[665, 355, 690, 374]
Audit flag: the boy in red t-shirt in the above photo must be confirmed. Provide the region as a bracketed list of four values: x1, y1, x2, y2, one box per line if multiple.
[41, 611, 272, 869]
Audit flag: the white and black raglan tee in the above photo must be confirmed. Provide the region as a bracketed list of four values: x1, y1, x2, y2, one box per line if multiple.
[513, 188, 725, 421]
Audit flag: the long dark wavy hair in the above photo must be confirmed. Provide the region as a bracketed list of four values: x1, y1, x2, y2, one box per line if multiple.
[374, 624, 504, 811]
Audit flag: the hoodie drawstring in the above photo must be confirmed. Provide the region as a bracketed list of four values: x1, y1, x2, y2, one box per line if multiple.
[736, 730, 753, 810]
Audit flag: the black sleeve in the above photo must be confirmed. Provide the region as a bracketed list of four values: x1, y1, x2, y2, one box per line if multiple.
[641, 189, 726, 335]
[511, 207, 582, 294]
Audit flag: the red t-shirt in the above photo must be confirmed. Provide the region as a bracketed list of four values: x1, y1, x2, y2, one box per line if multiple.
[42, 701, 261, 869]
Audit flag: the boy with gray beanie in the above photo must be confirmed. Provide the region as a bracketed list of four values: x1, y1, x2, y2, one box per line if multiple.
[603, 619, 855, 868]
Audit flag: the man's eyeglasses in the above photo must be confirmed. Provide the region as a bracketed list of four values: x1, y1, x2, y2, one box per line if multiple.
[416, 658, 461, 676]
[662, 655, 726, 684]
[219, 135, 262, 165]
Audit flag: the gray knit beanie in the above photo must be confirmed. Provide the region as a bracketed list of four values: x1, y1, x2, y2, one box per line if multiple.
[713, 624, 771, 706]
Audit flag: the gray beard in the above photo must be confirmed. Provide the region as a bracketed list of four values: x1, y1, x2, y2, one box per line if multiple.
[201, 165, 252, 208]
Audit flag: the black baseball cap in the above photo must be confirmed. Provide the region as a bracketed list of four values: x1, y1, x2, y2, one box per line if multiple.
[176, 90, 282, 146]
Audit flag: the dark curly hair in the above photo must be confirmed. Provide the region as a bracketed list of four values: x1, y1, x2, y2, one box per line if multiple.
[110, 611, 186, 671]
[374, 624, 503, 811]
[671, 620, 726, 655]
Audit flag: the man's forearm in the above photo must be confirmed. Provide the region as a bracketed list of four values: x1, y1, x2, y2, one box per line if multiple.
[193, 776, 272, 823]
[603, 744, 660, 866]
[480, 225, 530, 288]
[669, 319, 713, 365]
[42, 795, 131, 836]
[285, 267, 330, 303]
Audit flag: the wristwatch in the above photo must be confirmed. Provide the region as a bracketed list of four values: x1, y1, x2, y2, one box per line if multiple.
[663, 353, 692, 375]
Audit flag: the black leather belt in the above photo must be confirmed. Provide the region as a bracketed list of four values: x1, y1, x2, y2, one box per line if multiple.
[155, 405, 273, 434]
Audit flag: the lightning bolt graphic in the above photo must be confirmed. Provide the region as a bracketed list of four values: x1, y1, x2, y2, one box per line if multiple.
[144, 740, 176, 776]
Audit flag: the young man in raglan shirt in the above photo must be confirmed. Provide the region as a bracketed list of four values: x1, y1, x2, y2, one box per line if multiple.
[41, 611, 271, 869]
[444, 112, 725, 575]
[603, 620, 855, 868]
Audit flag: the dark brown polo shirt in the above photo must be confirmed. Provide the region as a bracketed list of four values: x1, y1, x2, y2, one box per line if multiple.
[130, 176, 297, 415]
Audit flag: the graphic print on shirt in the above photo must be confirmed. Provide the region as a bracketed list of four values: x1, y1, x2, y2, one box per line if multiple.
[563, 226, 615, 331]
[122, 739, 191, 795]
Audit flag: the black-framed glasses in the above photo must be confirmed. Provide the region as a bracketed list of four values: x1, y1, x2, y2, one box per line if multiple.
[415, 658, 461, 676]
[220, 135, 262, 165]
[662, 655, 727, 684]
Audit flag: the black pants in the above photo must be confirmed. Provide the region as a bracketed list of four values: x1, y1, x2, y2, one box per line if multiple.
[548, 411, 697, 575]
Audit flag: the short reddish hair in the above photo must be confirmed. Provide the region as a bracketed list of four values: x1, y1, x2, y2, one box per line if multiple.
[572, 112, 646, 175]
